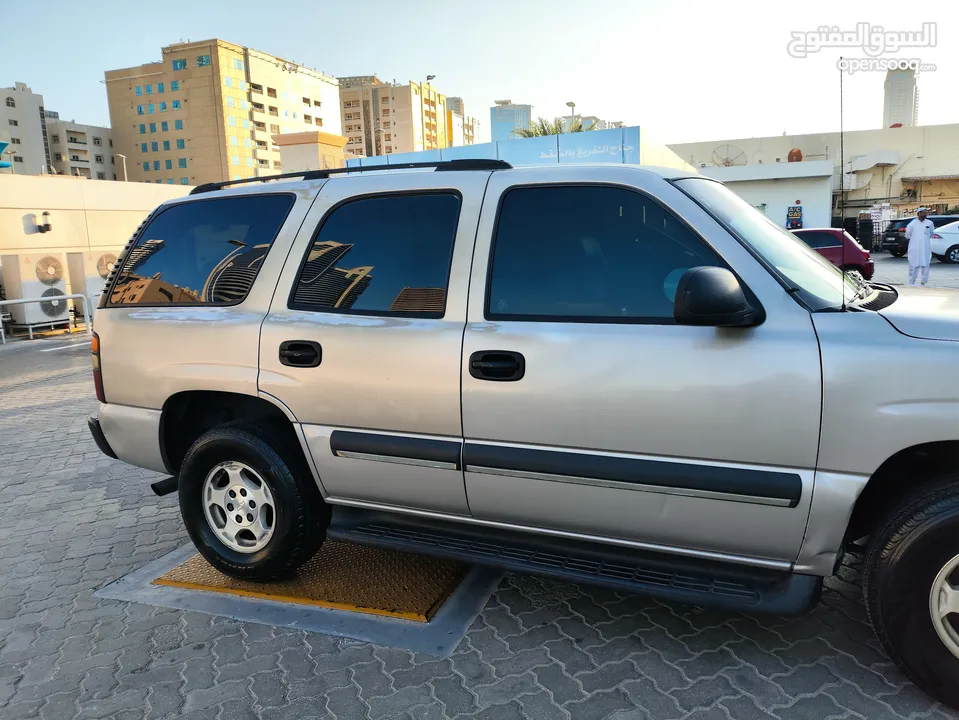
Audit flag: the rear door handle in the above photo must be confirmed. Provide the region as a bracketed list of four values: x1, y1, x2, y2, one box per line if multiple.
[279, 340, 322, 368]
[469, 351, 525, 382]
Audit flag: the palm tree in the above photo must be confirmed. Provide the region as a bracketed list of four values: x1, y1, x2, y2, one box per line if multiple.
[512, 116, 596, 138]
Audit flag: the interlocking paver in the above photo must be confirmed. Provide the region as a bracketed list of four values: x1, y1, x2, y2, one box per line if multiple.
[1, 342, 958, 720]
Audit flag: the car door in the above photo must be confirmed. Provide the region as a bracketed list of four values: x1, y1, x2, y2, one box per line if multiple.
[460, 166, 823, 565]
[258, 170, 492, 516]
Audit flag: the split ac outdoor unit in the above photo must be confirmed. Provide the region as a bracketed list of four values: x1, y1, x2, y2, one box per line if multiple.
[0, 253, 71, 326]
[67, 251, 118, 316]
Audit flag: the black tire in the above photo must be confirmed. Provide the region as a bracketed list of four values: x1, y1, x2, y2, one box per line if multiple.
[945, 246, 959, 264]
[890, 249, 906, 258]
[863, 478, 959, 709]
[178, 422, 329, 581]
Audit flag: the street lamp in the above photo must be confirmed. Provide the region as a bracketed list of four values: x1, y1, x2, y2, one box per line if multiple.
[566, 101, 576, 131]
[4, 146, 18, 173]
[115, 153, 128, 181]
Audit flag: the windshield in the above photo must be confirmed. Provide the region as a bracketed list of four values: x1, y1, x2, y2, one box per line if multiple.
[675, 178, 859, 311]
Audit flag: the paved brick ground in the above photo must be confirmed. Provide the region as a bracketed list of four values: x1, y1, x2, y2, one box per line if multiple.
[1, 338, 958, 719]
[872, 253, 959, 288]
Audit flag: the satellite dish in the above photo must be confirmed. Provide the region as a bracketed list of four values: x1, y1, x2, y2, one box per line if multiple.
[711, 144, 747, 167]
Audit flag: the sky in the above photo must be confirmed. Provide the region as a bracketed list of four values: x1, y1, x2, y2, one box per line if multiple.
[3, 0, 957, 145]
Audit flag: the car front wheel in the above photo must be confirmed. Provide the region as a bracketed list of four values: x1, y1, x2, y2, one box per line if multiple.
[890, 249, 906, 258]
[864, 478, 959, 709]
[945, 245, 959, 264]
[178, 422, 329, 580]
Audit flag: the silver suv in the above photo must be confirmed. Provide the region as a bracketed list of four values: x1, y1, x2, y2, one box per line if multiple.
[88, 160, 959, 707]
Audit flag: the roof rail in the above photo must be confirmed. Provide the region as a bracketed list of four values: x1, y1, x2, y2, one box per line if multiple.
[189, 159, 513, 195]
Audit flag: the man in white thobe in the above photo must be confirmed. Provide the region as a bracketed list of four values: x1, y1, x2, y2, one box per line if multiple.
[905, 208, 935, 286]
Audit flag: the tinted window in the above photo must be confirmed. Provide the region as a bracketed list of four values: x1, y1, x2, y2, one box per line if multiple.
[488, 186, 723, 322]
[289, 193, 461, 316]
[932, 216, 959, 227]
[111, 195, 294, 306]
[795, 231, 841, 249]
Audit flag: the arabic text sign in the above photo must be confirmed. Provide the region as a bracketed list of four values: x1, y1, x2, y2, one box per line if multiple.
[787, 22, 936, 59]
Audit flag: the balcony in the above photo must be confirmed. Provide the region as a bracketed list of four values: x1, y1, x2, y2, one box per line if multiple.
[67, 137, 87, 145]
[69, 158, 90, 164]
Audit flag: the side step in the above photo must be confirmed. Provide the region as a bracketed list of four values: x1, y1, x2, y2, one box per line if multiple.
[327, 507, 822, 615]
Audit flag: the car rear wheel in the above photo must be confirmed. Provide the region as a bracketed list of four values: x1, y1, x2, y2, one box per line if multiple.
[178, 422, 329, 580]
[945, 246, 959, 264]
[890, 249, 906, 258]
[864, 477, 959, 709]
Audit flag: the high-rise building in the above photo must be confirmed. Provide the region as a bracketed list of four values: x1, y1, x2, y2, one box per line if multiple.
[490, 100, 532, 143]
[447, 97, 465, 116]
[47, 119, 114, 179]
[883, 69, 919, 128]
[105, 39, 342, 186]
[445, 97, 477, 147]
[559, 115, 622, 132]
[0, 83, 49, 174]
[339, 76, 450, 157]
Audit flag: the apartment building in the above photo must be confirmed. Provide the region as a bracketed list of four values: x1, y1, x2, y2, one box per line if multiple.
[339, 76, 450, 158]
[47, 120, 114, 180]
[0, 83, 49, 174]
[490, 100, 532, 143]
[105, 39, 341, 186]
[445, 97, 477, 147]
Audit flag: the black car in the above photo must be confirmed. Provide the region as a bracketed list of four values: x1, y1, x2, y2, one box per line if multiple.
[882, 215, 959, 256]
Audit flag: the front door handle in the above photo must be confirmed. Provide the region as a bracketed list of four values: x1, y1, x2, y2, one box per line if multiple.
[469, 351, 525, 382]
[279, 340, 322, 368]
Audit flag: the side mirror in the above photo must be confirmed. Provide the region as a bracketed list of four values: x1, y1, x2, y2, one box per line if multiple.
[673, 267, 761, 327]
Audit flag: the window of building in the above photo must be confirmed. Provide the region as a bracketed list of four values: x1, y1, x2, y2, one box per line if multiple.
[149, 123, 157, 133]
[244, 138, 251, 148]
[316, 118, 323, 127]
[110, 195, 294, 306]
[109, 139, 113, 148]
[95, 154, 104, 163]
[161, 102, 168, 112]
[270, 124, 280, 134]
[225, 77, 233, 88]
[12, 156, 22, 163]
[55, 153, 62, 161]
[175, 120, 183, 130]
[151, 142, 159, 152]
[385, 146, 392, 153]
[97, 172, 106, 180]
[153, 161, 160, 170]
[242, 100, 248, 110]
[313, 100, 321, 107]
[227, 96, 234, 108]
[252, 102, 264, 112]
[137, 105, 144, 115]
[382, 109, 390, 118]
[111, 155, 115, 164]
[267, 87, 277, 98]
[273, 160, 281, 169]
[3, 96, 12, 108]
[179, 158, 187, 168]
[243, 119, 249, 129]
[171, 80, 180, 91]
[157, 83, 164, 93]
[230, 136, 238, 146]
[247, 157, 254, 167]
[304, 115, 312, 124]
[156, 179, 163, 184]
[163, 140, 170, 151]
[161, 121, 168, 132]
[268, 106, 278, 116]
[147, 104, 155, 114]
[231, 155, 239, 166]
[93, 137, 102, 146]
[165, 159, 172, 170]
[176, 139, 185, 149]
[141, 143, 148, 153]
[289, 193, 461, 317]
[234, 59, 244, 71]
[146, 84, 153, 95]
[139, 124, 146, 134]
[167, 179, 174, 185]
[180, 177, 189, 185]
[135, 86, 143, 96]
[487, 186, 723, 322]
[143, 161, 150, 171]
[250, 83, 263, 94]
[197, 55, 211, 67]
[228, 116, 236, 127]
[172, 100, 181, 110]
[385, 133, 391, 141]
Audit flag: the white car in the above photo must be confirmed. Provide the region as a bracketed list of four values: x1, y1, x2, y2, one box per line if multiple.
[932, 220, 959, 263]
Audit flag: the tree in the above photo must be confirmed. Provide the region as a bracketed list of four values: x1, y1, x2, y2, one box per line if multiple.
[512, 116, 596, 138]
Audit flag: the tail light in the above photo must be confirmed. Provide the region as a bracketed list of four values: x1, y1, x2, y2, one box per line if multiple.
[91, 332, 106, 403]
[932, 233, 943, 239]
[863, 250, 871, 259]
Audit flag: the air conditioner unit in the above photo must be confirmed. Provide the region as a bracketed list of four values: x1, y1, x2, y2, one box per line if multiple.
[0, 253, 71, 326]
[66, 251, 117, 316]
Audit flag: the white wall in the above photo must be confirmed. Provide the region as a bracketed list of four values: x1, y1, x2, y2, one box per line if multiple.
[721, 177, 833, 228]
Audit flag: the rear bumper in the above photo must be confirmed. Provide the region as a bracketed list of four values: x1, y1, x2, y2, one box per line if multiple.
[861, 261, 875, 280]
[96, 403, 167, 474]
[87, 415, 118, 459]
[881, 236, 907, 252]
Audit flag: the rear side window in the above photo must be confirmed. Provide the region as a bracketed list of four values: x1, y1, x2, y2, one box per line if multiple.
[933, 217, 959, 227]
[110, 195, 294, 305]
[289, 193, 461, 317]
[487, 185, 723, 322]
[795, 231, 841, 249]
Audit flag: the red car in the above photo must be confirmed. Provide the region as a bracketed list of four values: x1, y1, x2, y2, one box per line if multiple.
[790, 228, 874, 280]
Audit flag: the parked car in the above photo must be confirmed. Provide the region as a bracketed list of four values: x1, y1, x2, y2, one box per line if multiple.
[791, 228, 874, 280]
[882, 215, 959, 256]
[88, 160, 959, 708]
[931, 220, 959, 264]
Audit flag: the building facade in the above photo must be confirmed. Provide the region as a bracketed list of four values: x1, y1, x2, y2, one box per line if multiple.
[339, 77, 450, 158]
[0, 83, 49, 175]
[883, 69, 919, 128]
[490, 100, 532, 142]
[105, 39, 341, 186]
[47, 120, 114, 180]
[272, 131, 346, 172]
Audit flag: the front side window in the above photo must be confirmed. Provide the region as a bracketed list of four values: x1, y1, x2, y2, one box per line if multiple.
[111, 195, 294, 306]
[488, 185, 722, 322]
[289, 193, 461, 317]
[675, 178, 857, 310]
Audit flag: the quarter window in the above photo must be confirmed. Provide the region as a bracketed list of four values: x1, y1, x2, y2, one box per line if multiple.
[111, 195, 294, 306]
[487, 186, 722, 322]
[289, 194, 461, 316]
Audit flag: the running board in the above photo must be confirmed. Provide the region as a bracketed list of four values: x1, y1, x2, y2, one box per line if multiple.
[327, 508, 822, 615]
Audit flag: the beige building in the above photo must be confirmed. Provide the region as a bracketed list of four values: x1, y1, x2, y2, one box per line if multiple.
[272, 131, 346, 173]
[1, 83, 50, 175]
[105, 39, 342, 187]
[669, 122, 959, 215]
[46, 120, 114, 180]
[339, 76, 451, 158]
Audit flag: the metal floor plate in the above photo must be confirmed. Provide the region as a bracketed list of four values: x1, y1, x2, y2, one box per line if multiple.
[153, 541, 466, 622]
